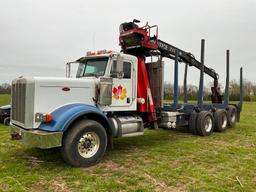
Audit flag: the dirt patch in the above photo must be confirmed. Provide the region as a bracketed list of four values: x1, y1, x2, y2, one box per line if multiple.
[252, 175, 256, 184]
[23, 155, 44, 167]
[206, 140, 230, 146]
[49, 180, 71, 192]
[85, 160, 126, 177]
[243, 143, 256, 149]
[105, 160, 122, 171]
[30, 181, 49, 192]
[30, 179, 71, 192]
[0, 182, 9, 191]
[144, 173, 186, 192]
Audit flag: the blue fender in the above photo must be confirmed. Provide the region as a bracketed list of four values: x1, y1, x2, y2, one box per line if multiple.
[38, 103, 112, 134]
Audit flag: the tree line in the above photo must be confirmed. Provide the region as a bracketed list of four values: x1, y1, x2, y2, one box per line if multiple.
[0, 83, 11, 94]
[164, 80, 256, 102]
[0, 80, 255, 101]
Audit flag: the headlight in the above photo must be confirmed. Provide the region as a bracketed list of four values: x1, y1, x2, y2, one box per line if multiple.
[35, 113, 54, 123]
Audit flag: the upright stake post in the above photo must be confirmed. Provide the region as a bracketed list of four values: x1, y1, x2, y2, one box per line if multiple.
[236, 67, 243, 122]
[183, 64, 188, 103]
[224, 50, 230, 107]
[197, 39, 205, 110]
[239, 67, 243, 112]
[172, 49, 179, 111]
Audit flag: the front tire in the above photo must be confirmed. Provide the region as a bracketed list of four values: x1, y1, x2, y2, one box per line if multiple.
[61, 120, 107, 167]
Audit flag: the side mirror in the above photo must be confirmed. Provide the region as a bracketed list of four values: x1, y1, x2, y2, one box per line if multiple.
[112, 55, 124, 79]
[66, 62, 81, 78]
[66, 63, 71, 78]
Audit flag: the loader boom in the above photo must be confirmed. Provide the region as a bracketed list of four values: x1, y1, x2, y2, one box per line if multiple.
[119, 20, 222, 104]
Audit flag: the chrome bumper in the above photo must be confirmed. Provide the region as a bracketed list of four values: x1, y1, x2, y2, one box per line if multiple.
[10, 123, 63, 149]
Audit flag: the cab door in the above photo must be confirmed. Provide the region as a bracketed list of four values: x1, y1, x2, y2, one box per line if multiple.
[110, 59, 135, 110]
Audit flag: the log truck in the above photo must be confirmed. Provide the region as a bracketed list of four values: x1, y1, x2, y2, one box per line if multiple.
[10, 20, 243, 167]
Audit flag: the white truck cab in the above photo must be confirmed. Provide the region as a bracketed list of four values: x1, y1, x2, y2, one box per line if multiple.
[10, 51, 142, 167]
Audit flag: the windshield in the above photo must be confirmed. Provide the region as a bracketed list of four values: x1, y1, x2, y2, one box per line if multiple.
[76, 57, 108, 78]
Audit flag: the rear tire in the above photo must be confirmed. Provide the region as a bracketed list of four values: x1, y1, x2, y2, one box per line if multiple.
[61, 120, 107, 167]
[227, 106, 237, 128]
[213, 109, 228, 132]
[3, 117, 10, 126]
[189, 111, 198, 135]
[196, 111, 214, 136]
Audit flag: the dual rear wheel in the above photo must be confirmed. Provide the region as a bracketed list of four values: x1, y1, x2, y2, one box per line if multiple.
[189, 111, 214, 136]
[227, 106, 237, 127]
[213, 110, 228, 132]
[189, 106, 237, 136]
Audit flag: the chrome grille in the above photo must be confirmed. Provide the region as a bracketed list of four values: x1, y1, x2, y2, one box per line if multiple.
[11, 80, 26, 124]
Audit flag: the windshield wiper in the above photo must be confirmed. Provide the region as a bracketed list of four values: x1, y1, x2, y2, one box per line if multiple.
[84, 73, 95, 76]
[84, 73, 100, 78]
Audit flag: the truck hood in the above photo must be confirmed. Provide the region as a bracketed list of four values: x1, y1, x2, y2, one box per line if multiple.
[33, 76, 98, 113]
[11, 76, 99, 128]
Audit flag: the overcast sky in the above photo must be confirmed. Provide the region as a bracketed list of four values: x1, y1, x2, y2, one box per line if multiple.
[0, 0, 255, 87]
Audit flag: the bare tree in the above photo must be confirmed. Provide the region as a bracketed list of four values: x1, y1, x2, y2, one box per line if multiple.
[0, 83, 11, 94]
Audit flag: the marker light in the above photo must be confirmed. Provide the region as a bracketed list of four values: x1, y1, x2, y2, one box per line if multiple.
[35, 113, 54, 123]
[86, 51, 96, 56]
[86, 50, 112, 56]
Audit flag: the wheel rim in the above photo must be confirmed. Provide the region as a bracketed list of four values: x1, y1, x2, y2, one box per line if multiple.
[78, 132, 100, 158]
[231, 112, 236, 123]
[221, 114, 228, 129]
[204, 116, 213, 132]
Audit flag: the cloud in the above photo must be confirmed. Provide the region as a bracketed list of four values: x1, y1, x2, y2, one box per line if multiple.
[0, 0, 255, 85]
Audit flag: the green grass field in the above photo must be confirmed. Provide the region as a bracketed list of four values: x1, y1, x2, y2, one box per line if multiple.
[0, 95, 256, 191]
[0, 94, 10, 106]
